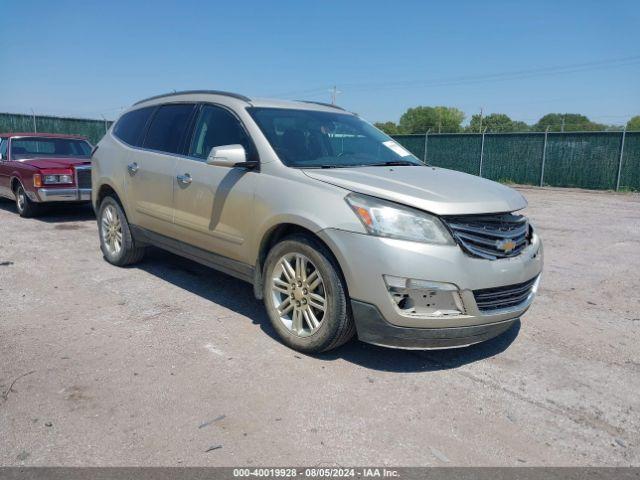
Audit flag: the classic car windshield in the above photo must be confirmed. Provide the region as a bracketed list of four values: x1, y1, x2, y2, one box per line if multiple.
[248, 107, 423, 168]
[11, 137, 92, 159]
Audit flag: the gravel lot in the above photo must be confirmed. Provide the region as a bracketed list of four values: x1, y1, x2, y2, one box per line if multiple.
[1, 187, 639, 466]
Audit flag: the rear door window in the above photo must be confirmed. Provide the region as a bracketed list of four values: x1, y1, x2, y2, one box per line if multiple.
[113, 107, 155, 147]
[143, 104, 196, 154]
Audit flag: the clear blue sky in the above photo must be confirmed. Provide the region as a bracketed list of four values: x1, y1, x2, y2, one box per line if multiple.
[2, 0, 639, 125]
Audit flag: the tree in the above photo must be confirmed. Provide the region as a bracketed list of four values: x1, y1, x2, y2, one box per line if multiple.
[374, 121, 401, 135]
[511, 121, 530, 132]
[533, 113, 605, 132]
[398, 106, 465, 134]
[627, 116, 640, 131]
[467, 113, 527, 133]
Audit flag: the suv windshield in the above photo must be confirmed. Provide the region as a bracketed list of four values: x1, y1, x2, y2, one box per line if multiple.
[248, 107, 423, 168]
[11, 137, 92, 159]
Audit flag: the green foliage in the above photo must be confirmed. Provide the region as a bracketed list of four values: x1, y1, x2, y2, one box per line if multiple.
[511, 121, 530, 132]
[399, 106, 465, 133]
[627, 116, 640, 131]
[373, 121, 401, 135]
[533, 113, 605, 132]
[467, 113, 529, 133]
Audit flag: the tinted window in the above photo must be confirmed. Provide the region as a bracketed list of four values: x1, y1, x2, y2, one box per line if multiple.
[10, 137, 92, 158]
[189, 105, 252, 159]
[143, 104, 195, 154]
[0, 139, 7, 158]
[113, 107, 154, 146]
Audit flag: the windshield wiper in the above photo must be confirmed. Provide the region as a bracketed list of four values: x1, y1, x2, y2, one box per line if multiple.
[317, 164, 357, 169]
[367, 161, 421, 167]
[304, 161, 420, 169]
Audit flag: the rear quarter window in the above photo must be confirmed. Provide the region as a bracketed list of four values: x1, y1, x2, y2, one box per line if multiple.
[113, 107, 155, 147]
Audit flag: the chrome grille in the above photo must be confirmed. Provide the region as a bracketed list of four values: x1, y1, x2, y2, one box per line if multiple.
[473, 276, 538, 312]
[75, 166, 92, 189]
[445, 213, 530, 260]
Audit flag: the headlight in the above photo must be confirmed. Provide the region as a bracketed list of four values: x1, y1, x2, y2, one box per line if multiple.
[345, 193, 454, 245]
[42, 174, 73, 184]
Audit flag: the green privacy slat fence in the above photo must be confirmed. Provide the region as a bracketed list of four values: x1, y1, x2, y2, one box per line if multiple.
[619, 132, 640, 191]
[0, 113, 112, 145]
[1, 113, 637, 191]
[425, 134, 482, 175]
[482, 134, 544, 185]
[393, 131, 640, 191]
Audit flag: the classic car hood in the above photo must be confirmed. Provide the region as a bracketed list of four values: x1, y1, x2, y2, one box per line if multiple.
[302, 165, 527, 215]
[18, 157, 91, 169]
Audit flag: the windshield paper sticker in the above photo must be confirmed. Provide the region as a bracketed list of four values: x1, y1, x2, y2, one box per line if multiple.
[383, 140, 412, 157]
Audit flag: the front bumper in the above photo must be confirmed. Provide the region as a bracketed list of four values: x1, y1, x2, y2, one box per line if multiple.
[36, 188, 91, 202]
[352, 300, 518, 349]
[318, 228, 543, 349]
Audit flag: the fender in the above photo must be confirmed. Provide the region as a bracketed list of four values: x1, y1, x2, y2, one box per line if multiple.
[93, 177, 134, 221]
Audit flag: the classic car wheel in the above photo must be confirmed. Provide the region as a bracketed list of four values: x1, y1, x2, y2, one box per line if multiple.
[15, 185, 40, 218]
[98, 196, 145, 266]
[262, 234, 355, 353]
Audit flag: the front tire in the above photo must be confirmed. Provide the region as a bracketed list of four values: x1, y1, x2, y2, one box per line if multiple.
[262, 235, 355, 353]
[15, 185, 40, 218]
[98, 196, 145, 266]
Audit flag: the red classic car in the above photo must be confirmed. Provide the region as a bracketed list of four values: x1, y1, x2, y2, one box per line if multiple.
[0, 133, 93, 217]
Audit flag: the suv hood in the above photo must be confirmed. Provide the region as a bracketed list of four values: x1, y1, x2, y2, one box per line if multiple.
[18, 157, 91, 169]
[302, 165, 527, 215]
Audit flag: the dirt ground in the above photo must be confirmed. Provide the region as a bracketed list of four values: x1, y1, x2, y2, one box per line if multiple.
[1, 187, 639, 466]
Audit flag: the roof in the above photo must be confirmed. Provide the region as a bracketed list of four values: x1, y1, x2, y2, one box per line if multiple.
[131, 90, 349, 114]
[0, 132, 88, 139]
[249, 98, 348, 112]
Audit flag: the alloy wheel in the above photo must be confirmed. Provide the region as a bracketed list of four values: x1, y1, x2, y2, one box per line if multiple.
[101, 204, 123, 256]
[270, 253, 327, 337]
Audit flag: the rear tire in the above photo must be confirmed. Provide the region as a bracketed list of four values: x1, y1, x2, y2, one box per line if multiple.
[98, 196, 145, 266]
[262, 234, 355, 353]
[15, 184, 40, 218]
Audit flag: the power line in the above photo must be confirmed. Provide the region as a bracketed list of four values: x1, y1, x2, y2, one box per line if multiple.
[345, 55, 640, 91]
[275, 55, 640, 99]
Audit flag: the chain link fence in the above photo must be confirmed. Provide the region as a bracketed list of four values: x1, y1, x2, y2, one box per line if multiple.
[394, 131, 640, 191]
[1, 112, 638, 191]
[0, 112, 112, 145]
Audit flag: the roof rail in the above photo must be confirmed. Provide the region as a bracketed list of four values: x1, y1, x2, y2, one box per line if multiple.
[299, 100, 346, 111]
[133, 90, 251, 106]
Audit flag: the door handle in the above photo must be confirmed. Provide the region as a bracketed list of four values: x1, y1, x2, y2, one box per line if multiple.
[176, 173, 192, 185]
[127, 162, 139, 175]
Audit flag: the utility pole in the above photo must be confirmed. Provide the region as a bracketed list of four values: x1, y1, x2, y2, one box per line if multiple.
[561, 116, 565, 133]
[31, 108, 37, 133]
[478, 107, 484, 133]
[330, 85, 342, 105]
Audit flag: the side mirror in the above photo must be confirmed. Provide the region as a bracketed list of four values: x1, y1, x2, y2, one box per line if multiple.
[206, 144, 247, 167]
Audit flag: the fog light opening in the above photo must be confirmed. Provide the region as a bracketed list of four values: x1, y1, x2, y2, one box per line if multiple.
[384, 276, 465, 318]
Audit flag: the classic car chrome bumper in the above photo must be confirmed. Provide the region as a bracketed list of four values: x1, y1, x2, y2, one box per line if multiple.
[36, 188, 91, 202]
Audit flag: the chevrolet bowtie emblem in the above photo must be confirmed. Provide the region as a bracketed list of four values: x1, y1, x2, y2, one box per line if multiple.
[496, 238, 517, 252]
